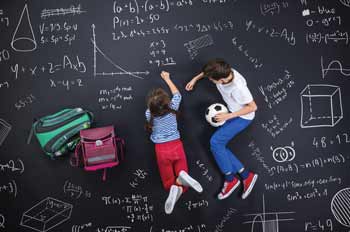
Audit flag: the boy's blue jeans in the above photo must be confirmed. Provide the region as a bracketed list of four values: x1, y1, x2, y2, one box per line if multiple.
[210, 117, 252, 176]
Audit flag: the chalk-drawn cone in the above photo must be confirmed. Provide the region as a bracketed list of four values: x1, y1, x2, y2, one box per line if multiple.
[11, 4, 37, 52]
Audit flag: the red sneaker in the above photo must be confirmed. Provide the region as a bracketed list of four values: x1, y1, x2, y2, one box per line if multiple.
[217, 177, 240, 200]
[242, 172, 258, 199]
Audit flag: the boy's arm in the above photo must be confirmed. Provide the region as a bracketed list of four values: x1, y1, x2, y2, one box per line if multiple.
[185, 72, 205, 91]
[215, 100, 257, 122]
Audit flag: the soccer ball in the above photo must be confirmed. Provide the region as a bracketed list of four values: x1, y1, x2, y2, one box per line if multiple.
[205, 103, 228, 127]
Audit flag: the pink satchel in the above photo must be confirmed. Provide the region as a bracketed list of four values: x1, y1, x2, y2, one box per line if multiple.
[71, 126, 125, 181]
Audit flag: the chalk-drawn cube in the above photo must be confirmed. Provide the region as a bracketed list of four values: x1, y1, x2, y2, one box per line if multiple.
[20, 197, 72, 232]
[300, 84, 343, 128]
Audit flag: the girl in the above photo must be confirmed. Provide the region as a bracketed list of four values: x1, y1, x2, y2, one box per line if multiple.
[145, 71, 203, 214]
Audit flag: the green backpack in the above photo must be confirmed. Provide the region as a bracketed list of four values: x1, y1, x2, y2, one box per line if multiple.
[28, 108, 93, 158]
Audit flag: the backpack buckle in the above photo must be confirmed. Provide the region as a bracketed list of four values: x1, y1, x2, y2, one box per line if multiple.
[95, 140, 103, 146]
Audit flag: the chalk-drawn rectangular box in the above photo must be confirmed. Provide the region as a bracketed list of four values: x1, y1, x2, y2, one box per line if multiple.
[20, 197, 72, 232]
[300, 84, 343, 128]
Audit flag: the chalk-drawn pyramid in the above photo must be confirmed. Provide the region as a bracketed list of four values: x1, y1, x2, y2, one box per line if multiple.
[11, 4, 37, 52]
[91, 24, 149, 79]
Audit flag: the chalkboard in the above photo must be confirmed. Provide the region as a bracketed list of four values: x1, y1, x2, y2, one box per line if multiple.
[1, 0, 350, 232]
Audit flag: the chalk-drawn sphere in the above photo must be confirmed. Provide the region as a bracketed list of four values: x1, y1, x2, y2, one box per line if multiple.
[331, 187, 350, 227]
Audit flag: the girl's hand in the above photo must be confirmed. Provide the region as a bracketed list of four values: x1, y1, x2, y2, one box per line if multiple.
[214, 113, 234, 122]
[185, 79, 197, 91]
[161, 71, 170, 81]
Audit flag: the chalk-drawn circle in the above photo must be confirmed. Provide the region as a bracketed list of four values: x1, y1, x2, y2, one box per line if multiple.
[11, 37, 37, 52]
[272, 147, 289, 162]
[339, 0, 350, 7]
[284, 146, 296, 161]
[331, 187, 350, 227]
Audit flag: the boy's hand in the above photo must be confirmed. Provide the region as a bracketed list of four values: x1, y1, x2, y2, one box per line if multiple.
[214, 113, 233, 122]
[185, 79, 196, 91]
[160, 71, 170, 81]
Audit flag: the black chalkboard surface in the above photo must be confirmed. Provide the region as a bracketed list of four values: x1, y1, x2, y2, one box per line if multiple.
[1, 0, 350, 231]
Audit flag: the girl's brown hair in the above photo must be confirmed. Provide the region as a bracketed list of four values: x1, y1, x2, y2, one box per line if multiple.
[145, 88, 178, 132]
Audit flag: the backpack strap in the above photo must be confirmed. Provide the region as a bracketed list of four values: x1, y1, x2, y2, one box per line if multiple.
[115, 137, 125, 161]
[70, 141, 82, 167]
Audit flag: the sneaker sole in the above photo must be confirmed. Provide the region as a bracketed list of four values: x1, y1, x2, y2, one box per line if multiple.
[178, 171, 203, 193]
[217, 181, 240, 200]
[242, 174, 258, 199]
[165, 186, 178, 214]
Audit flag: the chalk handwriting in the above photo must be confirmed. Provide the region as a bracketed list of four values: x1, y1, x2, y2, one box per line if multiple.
[313, 132, 350, 148]
[195, 160, 213, 182]
[41, 5, 86, 19]
[185, 200, 209, 211]
[14, 94, 36, 111]
[305, 16, 341, 27]
[174, 20, 234, 33]
[0, 214, 4, 228]
[63, 180, 91, 200]
[258, 70, 294, 109]
[0, 82, 9, 89]
[129, 169, 148, 188]
[265, 176, 342, 192]
[0, 9, 9, 27]
[0, 180, 17, 198]
[97, 225, 131, 232]
[305, 218, 333, 232]
[269, 153, 349, 176]
[245, 19, 296, 46]
[260, 1, 289, 16]
[161, 224, 207, 232]
[72, 222, 92, 232]
[98, 86, 134, 111]
[214, 208, 237, 232]
[261, 114, 293, 138]
[11, 55, 86, 79]
[0, 159, 24, 174]
[101, 194, 153, 223]
[50, 79, 83, 90]
[287, 188, 328, 201]
[306, 31, 349, 45]
[232, 37, 263, 69]
[248, 141, 273, 176]
[0, 49, 10, 63]
[149, 40, 176, 66]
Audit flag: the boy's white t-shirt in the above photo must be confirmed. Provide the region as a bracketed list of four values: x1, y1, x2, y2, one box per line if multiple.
[216, 68, 255, 120]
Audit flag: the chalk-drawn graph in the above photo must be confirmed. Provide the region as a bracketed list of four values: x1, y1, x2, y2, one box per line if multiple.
[243, 195, 295, 232]
[339, 0, 350, 7]
[321, 56, 350, 79]
[331, 188, 350, 228]
[0, 119, 11, 146]
[184, 34, 214, 60]
[11, 4, 37, 52]
[300, 84, 343, 128]
[20, 197, 73, 232]
[41, 5, 86, 19]
[91, 24, 149, 79]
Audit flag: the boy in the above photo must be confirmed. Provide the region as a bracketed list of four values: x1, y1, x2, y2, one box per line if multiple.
[185, 59, 258, 200]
